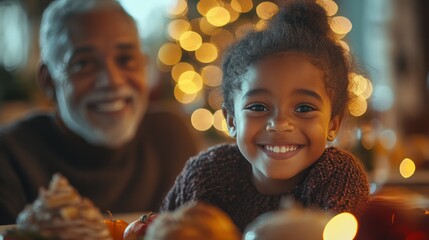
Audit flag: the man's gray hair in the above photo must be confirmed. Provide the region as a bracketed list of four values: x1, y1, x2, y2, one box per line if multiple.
[39, 0, 137, 80]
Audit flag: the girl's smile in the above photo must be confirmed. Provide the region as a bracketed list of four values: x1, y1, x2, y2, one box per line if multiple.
[259, 143, 303, 159]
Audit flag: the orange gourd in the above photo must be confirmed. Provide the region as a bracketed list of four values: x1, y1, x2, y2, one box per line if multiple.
[104, 210, 129, 240]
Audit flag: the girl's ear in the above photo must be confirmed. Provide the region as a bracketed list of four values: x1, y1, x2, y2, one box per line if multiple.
[37, 63, 57, 101]
[327, 115, 341, 141]
[222, 106, 237, 138]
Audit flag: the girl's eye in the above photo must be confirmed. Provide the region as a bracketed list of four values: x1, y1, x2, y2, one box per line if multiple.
[295, 105, 315, 113]
[245, 104, 268, 112]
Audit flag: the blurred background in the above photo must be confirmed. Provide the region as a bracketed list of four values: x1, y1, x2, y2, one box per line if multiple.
[0, 0, 428, 196]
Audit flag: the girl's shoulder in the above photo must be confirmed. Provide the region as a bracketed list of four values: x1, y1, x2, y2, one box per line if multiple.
[180, 143, 250, 182]
[177, 143, 251, 195]
[310, 146, 368, 179]
[321, 146, 364, 168]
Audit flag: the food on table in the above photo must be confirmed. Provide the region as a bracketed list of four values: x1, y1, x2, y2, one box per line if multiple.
[243, 199, 333, 240]
[123, 212, 157, 240]
[104, 211, 128, 240]
[1, 229, 52, 240]
[144, 201, 241, 240]
[14, 173, 112, 240]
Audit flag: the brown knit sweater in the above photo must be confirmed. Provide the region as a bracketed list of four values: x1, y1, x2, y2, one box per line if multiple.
[161, 144, 369, 231]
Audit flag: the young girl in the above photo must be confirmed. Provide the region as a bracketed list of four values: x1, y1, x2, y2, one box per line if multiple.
[161, 0, 369, 231]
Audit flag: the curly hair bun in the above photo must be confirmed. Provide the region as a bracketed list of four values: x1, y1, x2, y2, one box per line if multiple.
[270, 0, 331, 37]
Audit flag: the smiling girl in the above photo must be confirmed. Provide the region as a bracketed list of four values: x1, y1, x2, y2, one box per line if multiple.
[161, 0, 369, 231]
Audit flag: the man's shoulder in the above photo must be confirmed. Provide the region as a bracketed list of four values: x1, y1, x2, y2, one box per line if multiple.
[0, 112, 54, 138]
[140, 102, 189, 130]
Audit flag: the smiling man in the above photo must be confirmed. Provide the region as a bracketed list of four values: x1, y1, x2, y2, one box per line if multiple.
[0, 0, 199, 224]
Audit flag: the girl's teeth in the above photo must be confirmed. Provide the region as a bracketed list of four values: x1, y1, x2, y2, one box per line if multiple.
[265, 145, 298, 153]
[274, 146, 280, 153]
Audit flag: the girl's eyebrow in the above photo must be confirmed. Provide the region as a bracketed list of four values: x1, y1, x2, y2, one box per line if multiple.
[241, 89, 271, 100]
[241, 88, 324, 101]
[293, 88, 323, 101]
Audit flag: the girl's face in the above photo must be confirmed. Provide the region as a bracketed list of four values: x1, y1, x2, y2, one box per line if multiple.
[224, 52, 340, 193]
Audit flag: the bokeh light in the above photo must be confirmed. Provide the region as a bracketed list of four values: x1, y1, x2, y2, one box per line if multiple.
[171, 62, 195, 82]
[330, 16, 352, 35]
[167, 18, 191, 41]
[195, 43, 218, 63]
[174, 85, 198, 104]
[208, 88, 223, 109]
[167, 0, 187, 16]
[224, 3, 240, 23]
[197, 0, 220, 16]
[256, 1, 278, 20]
[158, 43, 182, 65]
[323, 212, 358, 240]
[399, 158, 416, 178]
[179, 31, 202, 51]
[349, 73, 368, 96]
[379, 129, 397, 150]
[206, 7, 230, 27]
[231, 0, 253, 13]
[348, 95, 368, 117]
[177, 71, 203, 94]
[191, 108, 214, 131]
[254, 19, 268, 31]
[317, 0, 338, 16]
[338, 40, 350, 51]
[361, 132, 376, 150]
[213, 109, 226, 131]
[201, 65, 223, 87]
[200, 17, 218, 35]
[361, 78, 374, 99]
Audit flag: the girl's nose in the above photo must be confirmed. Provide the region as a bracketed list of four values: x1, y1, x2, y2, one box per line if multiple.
[266, 115, 295, 132]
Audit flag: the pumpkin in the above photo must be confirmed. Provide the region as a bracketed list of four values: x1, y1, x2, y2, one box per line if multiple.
[104, 211, 129, 240]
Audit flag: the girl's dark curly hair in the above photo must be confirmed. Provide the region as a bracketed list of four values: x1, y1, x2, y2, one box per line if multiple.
[222, 0, 352, 118]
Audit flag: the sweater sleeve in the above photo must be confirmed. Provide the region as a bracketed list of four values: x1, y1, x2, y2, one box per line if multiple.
[0, 142, 28, 224]
[160, 150, 212, 212]
[302, 147, 369, 215]
[159, 144, 233, 212]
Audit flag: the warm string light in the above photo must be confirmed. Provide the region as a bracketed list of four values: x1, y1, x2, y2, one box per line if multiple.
[323, 212, 358, 240]
[399, 158, 416, 179]
[160, 0, 364, 136]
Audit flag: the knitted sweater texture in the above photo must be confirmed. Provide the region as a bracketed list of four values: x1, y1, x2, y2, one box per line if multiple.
[161, 144, 369, 231]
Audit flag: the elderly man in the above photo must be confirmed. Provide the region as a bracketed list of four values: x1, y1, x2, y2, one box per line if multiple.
[0, 0, 199, 224]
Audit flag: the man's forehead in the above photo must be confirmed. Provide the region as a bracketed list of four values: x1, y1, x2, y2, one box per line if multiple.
[64, 12, 140, 50]
[65, 8, 139, 41]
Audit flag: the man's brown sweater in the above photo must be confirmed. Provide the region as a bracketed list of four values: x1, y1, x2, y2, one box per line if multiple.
[0, 106, 199, 225]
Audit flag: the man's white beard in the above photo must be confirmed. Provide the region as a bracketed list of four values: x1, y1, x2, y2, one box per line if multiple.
[56, 87, 145, 148]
